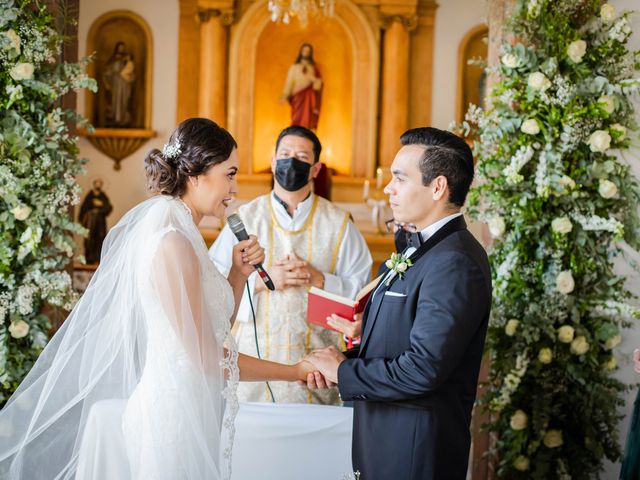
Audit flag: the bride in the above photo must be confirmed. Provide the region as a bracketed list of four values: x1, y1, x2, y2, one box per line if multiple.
[0, 118, 316, 479]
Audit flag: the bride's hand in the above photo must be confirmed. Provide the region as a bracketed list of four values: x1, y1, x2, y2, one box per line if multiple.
[231, 235, 265, 278]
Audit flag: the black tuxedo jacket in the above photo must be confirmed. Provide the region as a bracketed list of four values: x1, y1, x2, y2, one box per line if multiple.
[338, 216, 492, 480]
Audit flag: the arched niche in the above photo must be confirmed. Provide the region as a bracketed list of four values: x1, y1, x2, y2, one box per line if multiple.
[228, 0, 378, 178]
[83, 10, 155, 170]
[455, 24, 488, 124]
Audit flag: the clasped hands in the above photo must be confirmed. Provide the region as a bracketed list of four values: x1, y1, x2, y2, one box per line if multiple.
[255, 252, 324, 292]
[297, 345, 346, 389]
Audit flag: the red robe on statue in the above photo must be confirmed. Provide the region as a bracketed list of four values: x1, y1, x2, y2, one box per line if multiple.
[288, 67, 322, 130]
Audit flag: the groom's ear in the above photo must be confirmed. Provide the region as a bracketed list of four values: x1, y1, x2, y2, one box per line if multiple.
[431, 175, 448, 201]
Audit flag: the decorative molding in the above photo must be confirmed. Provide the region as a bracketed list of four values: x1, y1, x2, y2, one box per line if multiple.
[78, 128, 156, 170]
[196, 8, 235, 25]
[379, 13, 418, 31]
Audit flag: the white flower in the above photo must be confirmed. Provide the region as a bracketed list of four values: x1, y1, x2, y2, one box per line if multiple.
[587, 130, 611, 153]
[510, 410, 528, 430]
[598, 179, 617, 199]
[567, 40, 587, 63]
[551, 217, 573, 234]
[501, 53, 519, 69]
[571, 336, 590, 355]
[604, 356, 617, 370]
[556, 270, 575, 294]
[396, 262, 408, 273]
[604, 334, 621, 349]
[8, 320, 30, 339]
[538, 348, 553, 364]
[598, 95, 615, 114]
[3, 29, 21, 52]
[600, 4, 616, 23]
[528, 72, 551, 91]
[610, 123, 627, 140]
[543, 430, 564, 448]
[505, 319, 519, 337]
[488, 216, 506, 238]
[559, 175, 576, 190]
[520, 119, 540, 135]
[513, 455, 530, 471]
[558, 325, 575, 343]
[11, 205, 32, 221]
[10, 62, 35, 81]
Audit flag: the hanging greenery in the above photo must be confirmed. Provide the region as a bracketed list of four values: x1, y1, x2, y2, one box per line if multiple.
[463, 0, 640, 477]
[0, 0, 95, 405]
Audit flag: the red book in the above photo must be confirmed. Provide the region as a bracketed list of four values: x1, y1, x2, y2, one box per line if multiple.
[307, 275, 381, 333]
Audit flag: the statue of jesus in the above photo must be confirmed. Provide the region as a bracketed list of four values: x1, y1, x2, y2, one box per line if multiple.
[280, 43, 323, 130]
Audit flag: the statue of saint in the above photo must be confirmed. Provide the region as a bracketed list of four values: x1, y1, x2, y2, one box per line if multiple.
[102, 42, 136, 127]
[280, 43, 322, 130]
[80, 179, 113, 264]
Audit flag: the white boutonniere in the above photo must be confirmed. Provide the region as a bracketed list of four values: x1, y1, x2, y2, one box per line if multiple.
[384, 251, 413, 285]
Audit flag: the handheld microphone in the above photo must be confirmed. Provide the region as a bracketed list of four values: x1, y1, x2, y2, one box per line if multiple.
[226, 213, 275, 291]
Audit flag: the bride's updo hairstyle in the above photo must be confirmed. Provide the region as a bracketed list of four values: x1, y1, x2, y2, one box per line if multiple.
[145, 117, 237, 196]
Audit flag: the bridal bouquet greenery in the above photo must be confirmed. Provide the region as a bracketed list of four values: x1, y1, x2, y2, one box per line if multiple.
[463, 0, 640, 477]
[0, 0, 95, 404]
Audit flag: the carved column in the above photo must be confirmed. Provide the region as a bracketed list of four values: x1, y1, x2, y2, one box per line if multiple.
[177, 0, 200, 122]
[378, 14, 415, 167]
[197, 4, 234, 126]
[409, 0, 437, 128]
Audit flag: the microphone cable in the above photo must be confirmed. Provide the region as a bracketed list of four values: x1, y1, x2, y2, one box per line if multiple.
[246, 280, 276, 403]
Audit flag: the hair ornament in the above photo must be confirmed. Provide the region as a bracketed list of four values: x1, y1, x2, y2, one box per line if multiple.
[162, 139, 183, 159]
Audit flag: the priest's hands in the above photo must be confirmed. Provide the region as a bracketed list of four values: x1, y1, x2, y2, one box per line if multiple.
[256, 253, 325, 292]
[304, 345, 346, 385]
[231, 235, 265, 278]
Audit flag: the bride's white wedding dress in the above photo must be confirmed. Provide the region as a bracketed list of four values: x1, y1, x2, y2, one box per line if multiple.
[0, 196, 239, 480]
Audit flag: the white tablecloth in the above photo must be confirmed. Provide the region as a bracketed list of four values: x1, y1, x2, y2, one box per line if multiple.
[76, 400, 354, 480]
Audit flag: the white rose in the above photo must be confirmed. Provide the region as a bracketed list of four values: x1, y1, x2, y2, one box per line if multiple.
[538, 347, 553, 364]
[551, 217, 573, 234]
[543, 430, 564, 448]
[570, 335, 590, 355]
[396, 262, 408, 273]
[528, 72, 551, 91]
[520, 119, 540, 135]
[8, 320, 29, 339]
[559, 175, 576, 190]
[610, 123, 627, 140]
[600, 4, 616, 23]
[598, 95, 615, 114]
[604, 334, 621, 349]
[558, 325, 575, 343]
[604, 356, 617, 370]
[510, 410, 528, 430]
[556, 270, 575, 295]
[11, 205, 32, 221]
[505, 319, 519, 337]
[513, 455, 530, 471]
[3, 29, 21, 52]
[598, 179, 618, 199]
[587, 130, 611, 153]
[488, 216, 506, 238]
[9, 62, 34, 81]
[501, 53, 519, 69]
[567, 40, 587, 63]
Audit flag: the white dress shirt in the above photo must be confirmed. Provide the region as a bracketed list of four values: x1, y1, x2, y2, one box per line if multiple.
[209, 192, 372, 323]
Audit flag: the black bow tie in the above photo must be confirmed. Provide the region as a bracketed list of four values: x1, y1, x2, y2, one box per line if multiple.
[394, 230, 423, 253]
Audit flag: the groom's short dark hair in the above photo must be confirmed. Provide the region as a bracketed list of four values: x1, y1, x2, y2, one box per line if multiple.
[400, 127, 474, 208]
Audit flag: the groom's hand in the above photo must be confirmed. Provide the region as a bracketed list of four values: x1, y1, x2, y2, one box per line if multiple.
[306, 346, 346, 384]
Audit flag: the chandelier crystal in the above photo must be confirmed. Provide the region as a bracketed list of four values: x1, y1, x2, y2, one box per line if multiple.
[268, 0, 335, 26]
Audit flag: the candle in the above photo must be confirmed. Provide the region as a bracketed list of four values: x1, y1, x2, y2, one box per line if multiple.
[376, 168, 383, 189]
[363, 179, 370, 200]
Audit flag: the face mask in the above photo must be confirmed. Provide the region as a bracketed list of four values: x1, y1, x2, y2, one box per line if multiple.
[275, 157, 312, 192]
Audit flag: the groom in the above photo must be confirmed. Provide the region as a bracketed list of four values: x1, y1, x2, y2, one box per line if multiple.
[307, 127, 492, 479]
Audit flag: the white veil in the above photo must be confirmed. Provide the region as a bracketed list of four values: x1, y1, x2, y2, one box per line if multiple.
[0, 195, 239, 479]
